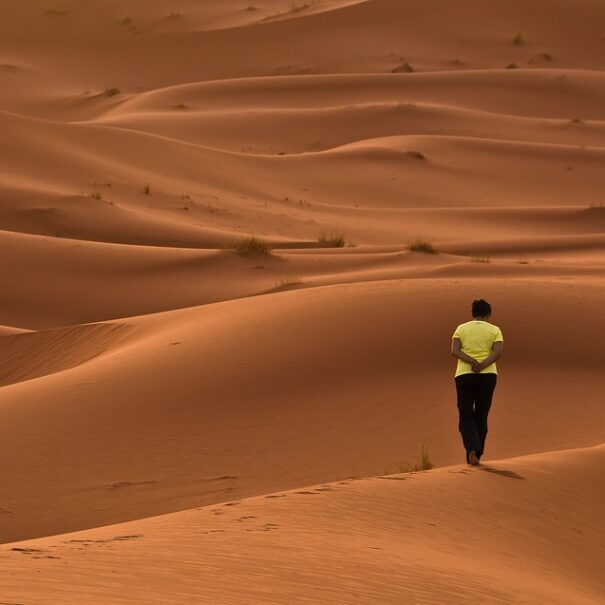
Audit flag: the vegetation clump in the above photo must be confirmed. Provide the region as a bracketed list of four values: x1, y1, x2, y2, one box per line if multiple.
[105, 87, 121, 97]
[318, 231, 346, 248]
[408, 239, 438, 254]
[391, 62, 414, 73]
[397, 445, 434, 473]
[470, 253, 490, 263]
[512, 33, 525, 46]
[276, 275, 302, 287]
[235, 236, 272, 256]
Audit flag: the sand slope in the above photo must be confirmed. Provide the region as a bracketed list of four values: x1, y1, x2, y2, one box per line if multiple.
[1, 278, 604, 545]
[2, 444, 603, 604]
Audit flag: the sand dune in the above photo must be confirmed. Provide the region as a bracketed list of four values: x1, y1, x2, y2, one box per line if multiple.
[1, 278, 604, 544]
[2, 444, 603, 604]
[1, 0, 604, 601]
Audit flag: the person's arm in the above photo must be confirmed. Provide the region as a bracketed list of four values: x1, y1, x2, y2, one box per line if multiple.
[451, 338, 481, 371]
[477, 341, 503, 371]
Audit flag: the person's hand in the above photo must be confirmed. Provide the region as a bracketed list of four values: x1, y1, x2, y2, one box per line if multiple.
[471, 359, 482, 373]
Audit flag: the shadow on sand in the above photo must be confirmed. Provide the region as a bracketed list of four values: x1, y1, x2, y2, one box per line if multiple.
[479, 466, 525, 480]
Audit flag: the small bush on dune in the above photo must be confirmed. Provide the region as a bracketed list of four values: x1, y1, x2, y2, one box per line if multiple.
[406, 150, 425, 160]
[512, 33, 525, 46]
[46, 8, 66, 16]
[142, 184, 151, 195]
[506, 63, 518, 69]
[470, 253, 490, 263]
[105, 87, 121, 97]
[408, 239, 438, 254]
[275, 275, 302, 287]
[318, 231, 346, 248]
[235, 236, 272, 256]
[397, 445, 434, 473]
[391, 62, 414, 73]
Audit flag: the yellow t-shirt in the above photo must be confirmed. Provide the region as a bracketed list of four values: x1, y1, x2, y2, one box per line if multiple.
[452, 320, 503, 377]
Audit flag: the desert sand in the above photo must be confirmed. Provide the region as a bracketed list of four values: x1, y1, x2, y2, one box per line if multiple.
[1, 1, 604, 603]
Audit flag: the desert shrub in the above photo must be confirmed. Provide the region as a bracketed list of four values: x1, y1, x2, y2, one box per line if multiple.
[105, 87, 121, 97]
[319, 231, 346, 248]
[235, 236, 272, 256]
[512, 33, 525, 46]
[406, 150, 425, 160]
[275, 275, 301, 287]
[470, 253, 490, 263]
[142, 185, 151, 195]
[506, 63, 518, 69]
[391, 62, 414, 73]
[397, 445, 434, 473]
[408, 239, 438, 254]
[46, 8, 66, 16]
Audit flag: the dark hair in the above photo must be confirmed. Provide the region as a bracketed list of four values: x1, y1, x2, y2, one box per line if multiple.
[472, 299, 491, 317]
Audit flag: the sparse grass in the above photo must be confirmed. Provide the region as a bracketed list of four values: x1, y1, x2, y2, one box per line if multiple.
[288, 2, 312, 13]
[396, 445, 434, 473]
[142, 185, 151, 195]
[90, 191, 103, 201]
[275, 275, 302, 287]
[406, 150, 425, 160]
[104, 87, 121, 97]
[512, 33, 525, 46]
[318, 231, 346, 248]
[46, 8, 66, 16]
[408, 238, 438, 254]
[470, 253, 490, 263]
[235, 236, 272, 256]
[391, 62, 414, 73]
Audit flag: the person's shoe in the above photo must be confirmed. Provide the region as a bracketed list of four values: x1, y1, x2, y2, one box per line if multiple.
[469, 450, 479, 466]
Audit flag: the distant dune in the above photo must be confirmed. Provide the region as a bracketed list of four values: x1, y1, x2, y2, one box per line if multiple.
[0, 0, 603, 602]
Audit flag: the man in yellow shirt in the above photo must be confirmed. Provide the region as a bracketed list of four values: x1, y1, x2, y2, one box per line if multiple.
[451, 299, 503, 465]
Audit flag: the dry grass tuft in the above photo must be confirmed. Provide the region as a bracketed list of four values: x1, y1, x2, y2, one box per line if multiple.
[397, 445, 434, 473]
[318, 231, 346, 248]
[235, 236, 272, 256]
[391, 62, 414, 73]
[408, 239, 438, 254]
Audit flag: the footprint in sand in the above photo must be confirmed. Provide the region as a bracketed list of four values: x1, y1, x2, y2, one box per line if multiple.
[103, 480, 157, 490]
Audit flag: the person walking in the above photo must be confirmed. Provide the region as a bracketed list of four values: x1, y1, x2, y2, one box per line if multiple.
[451, 299, 503, 465]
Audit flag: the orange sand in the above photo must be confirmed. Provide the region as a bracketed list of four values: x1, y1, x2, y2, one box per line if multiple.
[1, 1, 603, 603]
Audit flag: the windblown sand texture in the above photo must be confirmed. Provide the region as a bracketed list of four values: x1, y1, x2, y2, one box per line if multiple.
[1, 1, 604, 603]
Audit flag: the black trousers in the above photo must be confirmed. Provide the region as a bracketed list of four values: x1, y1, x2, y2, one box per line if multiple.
[455, 373, 497, 462]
